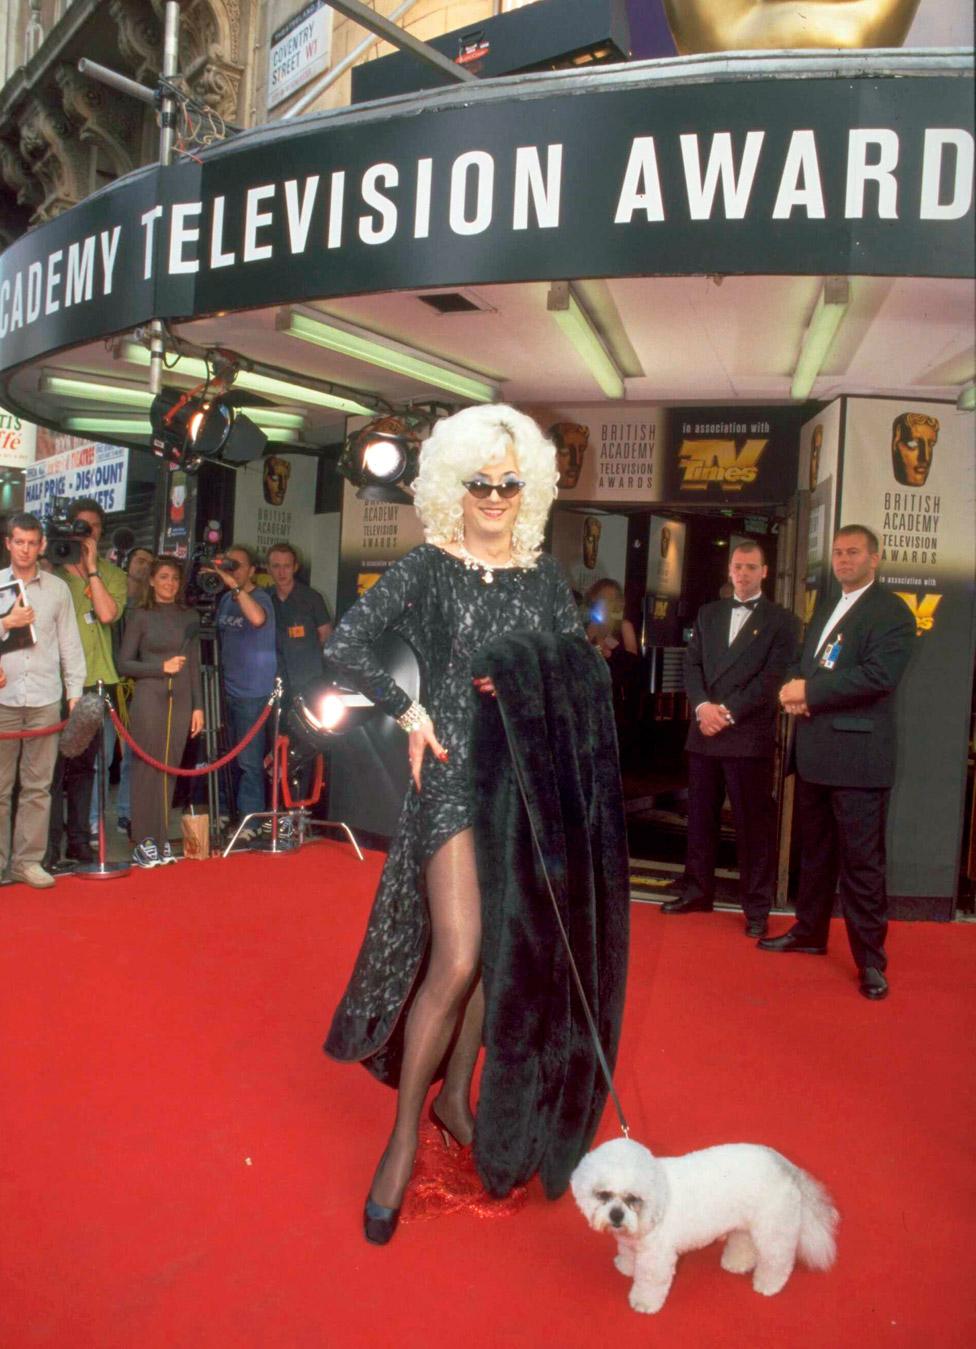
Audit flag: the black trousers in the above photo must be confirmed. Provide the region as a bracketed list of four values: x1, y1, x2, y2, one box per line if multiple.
[683, 753, 776, 921]
[793, 777, 889, 972]
[48, 685, 117, 859]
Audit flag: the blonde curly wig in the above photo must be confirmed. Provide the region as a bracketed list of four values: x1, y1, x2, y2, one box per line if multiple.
[412, 404, 558, 567]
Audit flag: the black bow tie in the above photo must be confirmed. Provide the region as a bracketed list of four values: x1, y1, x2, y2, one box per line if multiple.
[732, 598, 760, 610]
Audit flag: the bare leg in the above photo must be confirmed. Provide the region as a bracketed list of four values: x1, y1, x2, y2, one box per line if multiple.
[369, 829, 482, 1209]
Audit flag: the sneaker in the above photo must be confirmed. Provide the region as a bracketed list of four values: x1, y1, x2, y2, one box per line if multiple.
[160, 841, 179, 865]
[132, 838, 164, 869]
[260, 817, 294, 839]
[10, 863, 56, 889]
[236, 826, 258, 845]
[117, 817, 131, 836]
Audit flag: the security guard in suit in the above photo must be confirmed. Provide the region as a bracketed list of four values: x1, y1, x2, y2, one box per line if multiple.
[760, 525, 915, 1001]
[665, 541, 798, 937]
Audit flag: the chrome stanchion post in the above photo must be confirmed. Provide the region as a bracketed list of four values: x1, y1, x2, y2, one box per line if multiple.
[267, 678, 284, 853]
[76, 682, 130, 879]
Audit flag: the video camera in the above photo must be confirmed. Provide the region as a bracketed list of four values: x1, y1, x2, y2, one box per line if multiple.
[184, 544, 236, 617]
[45, 500, 94, 566]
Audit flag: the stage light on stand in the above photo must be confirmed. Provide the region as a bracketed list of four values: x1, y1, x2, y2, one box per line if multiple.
[290, 680, 376, 748]
[361, 432, 408, 483]
[338, 414, 424, 503]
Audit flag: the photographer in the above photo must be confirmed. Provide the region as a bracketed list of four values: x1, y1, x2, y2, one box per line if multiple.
[209, 545, 276, 835]
[48, 498, 127, 866]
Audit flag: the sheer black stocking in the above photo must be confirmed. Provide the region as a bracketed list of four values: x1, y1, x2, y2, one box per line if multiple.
[369, 829, 483, 1210]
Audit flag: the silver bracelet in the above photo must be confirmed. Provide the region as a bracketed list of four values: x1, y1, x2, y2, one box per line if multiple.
[395, 701, 430, 733]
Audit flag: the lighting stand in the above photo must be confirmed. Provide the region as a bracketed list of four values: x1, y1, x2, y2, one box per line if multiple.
[287, 808, 365, 862]
[75, 682, 130, 879]
[197, 620, 233, 852]
[223, 681, 363, 861]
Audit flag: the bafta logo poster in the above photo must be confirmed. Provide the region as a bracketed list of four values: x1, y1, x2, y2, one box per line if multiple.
[530, 406, 666, 503]
[798, 402, 842, 625]
[838, 395, 975, 903]
[337, 480, 425, 614]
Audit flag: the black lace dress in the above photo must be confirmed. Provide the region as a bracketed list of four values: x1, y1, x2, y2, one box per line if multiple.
[323, 543, 583, 1083]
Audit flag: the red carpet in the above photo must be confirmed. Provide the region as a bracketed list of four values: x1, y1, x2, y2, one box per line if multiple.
[1, 843, 974, 1348]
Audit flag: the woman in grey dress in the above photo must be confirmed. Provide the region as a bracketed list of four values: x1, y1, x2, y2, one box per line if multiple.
[323, 405, 583, 1245]
[118, 557, 203, 863]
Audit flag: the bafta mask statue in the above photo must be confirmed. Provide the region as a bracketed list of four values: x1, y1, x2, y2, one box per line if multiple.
[550, 422, 590, 491]
[263, 455, 292, 506]
[662, 0, 921, 53]
[582, 516, 602, 571]
[809, 424, 823, 491]
[891, 412, 939, 487]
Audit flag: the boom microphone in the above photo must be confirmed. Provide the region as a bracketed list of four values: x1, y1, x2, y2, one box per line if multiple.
[60, 691, 106, 758]
[111, 527, 136, 565]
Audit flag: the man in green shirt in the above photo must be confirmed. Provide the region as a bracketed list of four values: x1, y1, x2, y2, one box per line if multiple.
[48, 497, 128, 865]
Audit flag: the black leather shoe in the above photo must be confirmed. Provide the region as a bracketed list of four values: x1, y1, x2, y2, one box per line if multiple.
[66, 842, 94, 863]
[661, 896, 714, 915]
[744, 917, 768, 938]
[48, 858, 79, 875]
[363, 1196, 401, 1245]
[859, 968, 889, 1001]
[757, 928, 827, 954]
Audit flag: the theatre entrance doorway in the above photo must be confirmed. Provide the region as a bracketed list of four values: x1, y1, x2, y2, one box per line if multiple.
[552, 497, 804, 909]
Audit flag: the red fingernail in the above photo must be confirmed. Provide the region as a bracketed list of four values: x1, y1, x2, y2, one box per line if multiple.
[438, 751, 449, 762]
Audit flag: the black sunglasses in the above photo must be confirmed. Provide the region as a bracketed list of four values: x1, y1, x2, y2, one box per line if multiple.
[463, 477, 525, 500]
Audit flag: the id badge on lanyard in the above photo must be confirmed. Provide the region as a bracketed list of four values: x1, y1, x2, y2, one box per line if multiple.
[819, 633, 843, 670]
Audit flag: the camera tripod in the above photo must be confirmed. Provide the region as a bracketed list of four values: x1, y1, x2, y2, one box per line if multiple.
[196, 620, 235, 851]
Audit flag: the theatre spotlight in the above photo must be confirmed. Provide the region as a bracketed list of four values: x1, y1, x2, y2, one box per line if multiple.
[337, 415, 424, 503]
[290, 679, 376, 745]
[149, 386, 268, 470]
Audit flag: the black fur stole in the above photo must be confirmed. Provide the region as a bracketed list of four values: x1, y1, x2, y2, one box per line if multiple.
[470, 632, 629, 1199]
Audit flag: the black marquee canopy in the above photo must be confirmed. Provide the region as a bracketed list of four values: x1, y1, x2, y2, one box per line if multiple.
[0, 49, 972, 396]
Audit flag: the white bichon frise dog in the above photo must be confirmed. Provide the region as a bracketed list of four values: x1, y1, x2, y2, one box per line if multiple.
[571, 1137, 838, 1315]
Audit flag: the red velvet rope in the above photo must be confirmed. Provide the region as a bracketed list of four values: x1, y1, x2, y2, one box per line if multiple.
[0, 718, 69, 740]
[109, 702, 273, 777]
[275, 735, 324, 810]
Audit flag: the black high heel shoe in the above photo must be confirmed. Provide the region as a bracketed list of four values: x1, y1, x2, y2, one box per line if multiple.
[428, 1098, 472, 1149]
[363, 1196, 400, 1246]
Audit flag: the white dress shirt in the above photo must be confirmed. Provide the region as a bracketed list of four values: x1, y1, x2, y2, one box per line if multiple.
[0, 566, 87, 707]
[728, 590, 763, 645]
[814, 580, 874, 654]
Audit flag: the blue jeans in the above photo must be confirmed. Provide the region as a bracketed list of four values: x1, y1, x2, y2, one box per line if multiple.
[117, 742, 132, 820]
[226, 694, 269, 822]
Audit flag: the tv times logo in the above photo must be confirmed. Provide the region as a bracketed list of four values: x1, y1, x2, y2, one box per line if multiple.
[894, 591, 942, 636]
[676, 437, 768, 492]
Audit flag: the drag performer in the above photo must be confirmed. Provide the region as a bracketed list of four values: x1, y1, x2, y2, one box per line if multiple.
[324, 405, 623, 1246]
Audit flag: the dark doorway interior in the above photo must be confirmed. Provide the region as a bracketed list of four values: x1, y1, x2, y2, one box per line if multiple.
[621, 508, 781, 873]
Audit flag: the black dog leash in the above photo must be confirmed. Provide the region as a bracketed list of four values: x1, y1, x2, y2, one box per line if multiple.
[494, 695, 630, 1139]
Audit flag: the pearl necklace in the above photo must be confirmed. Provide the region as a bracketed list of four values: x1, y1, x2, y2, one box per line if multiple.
[455, 541, 514, 585]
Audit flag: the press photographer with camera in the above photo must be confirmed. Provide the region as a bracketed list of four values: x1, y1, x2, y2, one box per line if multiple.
[47, 498, 127, 867]
[0, 513, 86, 888]
[208, 545, 276, 837]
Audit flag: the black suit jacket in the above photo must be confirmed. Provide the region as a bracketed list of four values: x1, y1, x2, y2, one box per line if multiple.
[793, 583, 915, 789]
[684, 596, 799, 758]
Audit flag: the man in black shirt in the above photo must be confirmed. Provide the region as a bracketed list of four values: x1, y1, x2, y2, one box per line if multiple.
[267, 543, 333, 701]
